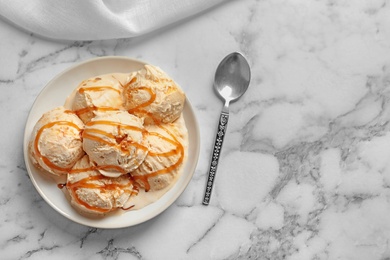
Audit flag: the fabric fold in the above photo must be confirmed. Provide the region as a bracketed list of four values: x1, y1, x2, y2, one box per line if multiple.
[0, 0, 227, 40]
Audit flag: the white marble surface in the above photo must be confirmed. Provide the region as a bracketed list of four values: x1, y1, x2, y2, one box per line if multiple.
[2, 0, 390, 259]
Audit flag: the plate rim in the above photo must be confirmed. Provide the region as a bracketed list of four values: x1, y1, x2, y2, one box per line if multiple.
[23, 56, 200, 229]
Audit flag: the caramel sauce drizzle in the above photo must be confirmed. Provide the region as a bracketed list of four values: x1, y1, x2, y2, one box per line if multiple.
[78, 86, 121, 95]
[83, 120, 149, 154]
[75, 106, 119, 118]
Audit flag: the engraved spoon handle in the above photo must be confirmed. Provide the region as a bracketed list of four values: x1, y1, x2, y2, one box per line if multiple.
[202, 111, 229, 205]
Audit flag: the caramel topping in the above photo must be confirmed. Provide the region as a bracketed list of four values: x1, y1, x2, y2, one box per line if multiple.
[83, 120, 149, 155]
[122, 204, 135, 211]
[130, 77, 137, 84]
[57, 183, 66, 189]
[86, 120, 143, 132]
[78, 86, 121, 95]
[74, 106, 119, 118]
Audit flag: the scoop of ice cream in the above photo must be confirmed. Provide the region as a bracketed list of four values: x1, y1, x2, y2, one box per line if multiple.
[66, 155, 135, 215]
[131, 115, 188, 191]
[72, 73, 130, 123]
[83, 110, 148, 177]
[123, 65, 185, 124]
[29, 106, 85, 176]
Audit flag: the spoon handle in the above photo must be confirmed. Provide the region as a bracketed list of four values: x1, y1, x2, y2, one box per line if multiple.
[202, 111, 229, 205]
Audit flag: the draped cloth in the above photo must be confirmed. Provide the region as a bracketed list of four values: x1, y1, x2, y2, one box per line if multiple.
[0, 0, 227, 40]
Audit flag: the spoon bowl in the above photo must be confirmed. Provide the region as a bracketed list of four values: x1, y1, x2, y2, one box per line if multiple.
[214, 52, 251, 105]
[203, 52, 251, 205]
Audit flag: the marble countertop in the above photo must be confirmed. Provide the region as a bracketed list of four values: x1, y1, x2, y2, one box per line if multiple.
[2, 0, 390, 259]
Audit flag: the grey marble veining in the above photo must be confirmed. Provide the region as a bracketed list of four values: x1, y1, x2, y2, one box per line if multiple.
[2, 0, 390, 259]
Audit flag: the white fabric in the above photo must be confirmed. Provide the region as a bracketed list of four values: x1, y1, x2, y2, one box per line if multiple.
[0, 0, 226, 40]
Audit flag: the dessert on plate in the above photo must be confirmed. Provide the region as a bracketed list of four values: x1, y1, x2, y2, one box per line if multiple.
[29, 64, 188, 216]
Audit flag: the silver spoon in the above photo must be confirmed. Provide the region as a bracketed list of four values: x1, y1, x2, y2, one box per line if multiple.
[202, 52, 251, 205]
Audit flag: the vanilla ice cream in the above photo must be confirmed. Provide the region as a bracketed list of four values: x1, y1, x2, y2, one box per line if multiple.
[123, 65, 185, 124]
[29, 106, 85, 176]
[131, 115, 188, 191]
[67, 155, 135, 215]
[71, 73, 130, 123]
[83, 110, 148, 177]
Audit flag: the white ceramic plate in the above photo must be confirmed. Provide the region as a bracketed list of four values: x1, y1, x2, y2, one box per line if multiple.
[23, 56, 200, 229]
